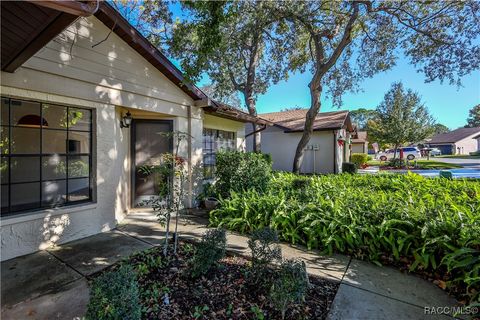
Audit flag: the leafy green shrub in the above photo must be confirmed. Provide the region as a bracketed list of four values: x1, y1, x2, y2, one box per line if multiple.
[210, 172, 480, 303]
[342, 162, 357, 173]
[190, 228, 227, 277]
[248, 227, 282, 267]
[270, 259, 309, 320]
[86, 264, 141, 320]
[388, 158, 405, 168]
[367, 155, 373, 161]
[442, 246, 480, 303]
[215, 151, 272, 198]
[247, 227, 282, 292]
[291, 177, 312, 190]
[350, 153, 368, 167]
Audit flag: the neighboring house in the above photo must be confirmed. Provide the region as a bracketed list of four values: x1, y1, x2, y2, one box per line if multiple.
[246, 109, 354, 174]
[351, 131, 368, 154]
[426, 127, 480, 155]
[0, 1, 269, 261]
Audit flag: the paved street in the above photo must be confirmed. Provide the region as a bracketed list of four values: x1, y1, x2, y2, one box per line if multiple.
[434, 157, 480, 169]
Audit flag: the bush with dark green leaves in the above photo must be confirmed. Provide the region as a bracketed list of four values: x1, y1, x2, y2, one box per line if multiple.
[341, 162, 357, 173]
[270, 259, 310, 320]
[248, 227, 282, 267]
[215, 151, 272, 198]
[247, 227, 282, 292]
[350, 153, 369, 167]
[86, 264, 141, 320]
[190, 228, 227, 277]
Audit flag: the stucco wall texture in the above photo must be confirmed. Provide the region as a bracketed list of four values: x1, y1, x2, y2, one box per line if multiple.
[0, 16, 243, 261]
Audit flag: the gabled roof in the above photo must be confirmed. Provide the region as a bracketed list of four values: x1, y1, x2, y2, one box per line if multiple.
[428, 127, 480, 144]
[1, 1, 269, 125]
[1, 1, 206, 101]
[93, 2, 207, 101]
[260, 109, 354, 132]
[352, 131, 368, 143]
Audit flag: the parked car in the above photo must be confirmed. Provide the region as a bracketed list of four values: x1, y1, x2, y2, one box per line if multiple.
[428, 148, 442, 156]
[377, 147, 421, 161]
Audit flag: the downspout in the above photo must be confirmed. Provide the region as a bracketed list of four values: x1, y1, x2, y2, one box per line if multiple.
[245, 123, 267, 138]
[187, 105, 193, 208]
[333, 131, 337, 174]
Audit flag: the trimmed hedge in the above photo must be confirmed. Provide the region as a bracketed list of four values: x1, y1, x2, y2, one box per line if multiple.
[350, 153, 369, 167]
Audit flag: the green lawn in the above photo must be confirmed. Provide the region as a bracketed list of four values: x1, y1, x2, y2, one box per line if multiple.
[436, 155, 480, 159]
[366, 159, 462, 169]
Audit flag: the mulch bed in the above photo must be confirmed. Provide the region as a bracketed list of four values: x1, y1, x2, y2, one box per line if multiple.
[107, 243, 339, 320]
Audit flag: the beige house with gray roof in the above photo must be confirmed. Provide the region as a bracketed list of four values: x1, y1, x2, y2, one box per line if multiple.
[246, 109, 355, 174]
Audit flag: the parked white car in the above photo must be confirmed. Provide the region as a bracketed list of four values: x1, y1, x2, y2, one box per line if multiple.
[377, 147, 421, 161]
[428, 148, 442, 156]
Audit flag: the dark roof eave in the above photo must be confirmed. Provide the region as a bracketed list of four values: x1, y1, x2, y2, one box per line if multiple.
[203, 105, 273, 125]
[284, 126, 344, 133]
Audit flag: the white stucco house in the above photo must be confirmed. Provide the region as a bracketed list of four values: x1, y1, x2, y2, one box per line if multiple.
[426, 127, 480, 155]
[0, 1, 269, 261]
[246, 109, 355, 174]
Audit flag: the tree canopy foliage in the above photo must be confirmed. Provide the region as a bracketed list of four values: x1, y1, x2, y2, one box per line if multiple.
[368, 82, 435, 150]
[349, 108, 377, 130]
[465, 104, 480, 128]
[112, 1, 479, 171]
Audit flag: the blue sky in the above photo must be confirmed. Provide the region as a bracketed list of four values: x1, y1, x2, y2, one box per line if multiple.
[195, 57, 479, 130]
[165, 3, 480, 130]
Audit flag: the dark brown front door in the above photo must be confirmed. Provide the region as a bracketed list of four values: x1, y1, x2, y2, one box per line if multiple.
[131, 120, 172, 207]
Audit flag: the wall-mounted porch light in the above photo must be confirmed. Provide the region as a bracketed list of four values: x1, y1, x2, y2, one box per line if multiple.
[120, 111, 132, 128]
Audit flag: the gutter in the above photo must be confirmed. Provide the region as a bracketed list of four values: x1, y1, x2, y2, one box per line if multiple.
[245, 124, 268, 138]
[28, 0, 100, 16]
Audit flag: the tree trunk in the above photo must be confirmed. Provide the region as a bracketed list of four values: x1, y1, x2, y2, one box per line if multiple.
[245, 94, 260, 152]
[292, 81, 322, 173]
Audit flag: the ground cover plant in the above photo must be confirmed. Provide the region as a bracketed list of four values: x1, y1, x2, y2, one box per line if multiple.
[86, 230, 338, 320]
[210, 172, 480, 305]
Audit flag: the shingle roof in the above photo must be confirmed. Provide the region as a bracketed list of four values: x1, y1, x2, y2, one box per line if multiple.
[428, 127, 480, 144]
[352, 131, 368, 143]
[259, 109, 352, 132]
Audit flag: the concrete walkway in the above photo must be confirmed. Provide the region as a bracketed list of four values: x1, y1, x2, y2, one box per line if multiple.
[1, 211, 463, 320]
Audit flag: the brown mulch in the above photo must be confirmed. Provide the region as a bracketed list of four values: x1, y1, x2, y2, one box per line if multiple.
[115, 244, 339, 320]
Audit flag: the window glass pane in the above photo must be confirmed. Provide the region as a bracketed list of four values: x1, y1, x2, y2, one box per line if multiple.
[1, 156, 8, 183]
[1, 126, 9, 154]
[68, 178, 89, 202]
[68, 108, 91, 131]
[11, 182, 40, 211]
[42, 155, 66, 180]
[1, 98, 9, 126]
[68, 155, 89, 178]
[1, 185, 8, 213]
[11, 157, 40, 183]
[42, 180, 66, 207]
[11, 127, 40, 154]
[68, 131, 89, 154]
[42, 104, 68, 130]
[42, 129, 67, 154]
[11, 100, 41, 127]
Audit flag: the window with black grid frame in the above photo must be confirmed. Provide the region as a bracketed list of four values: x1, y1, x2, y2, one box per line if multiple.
[1, 97, 93, 216]
[202, 128, 236, 179]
